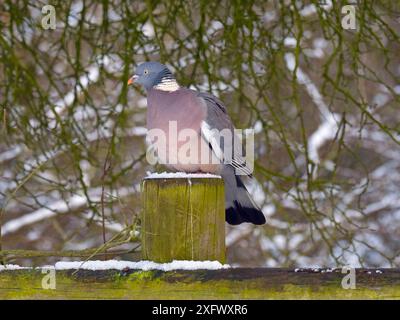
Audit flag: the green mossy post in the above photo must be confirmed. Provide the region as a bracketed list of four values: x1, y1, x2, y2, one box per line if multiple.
[141, 176, 226, 263]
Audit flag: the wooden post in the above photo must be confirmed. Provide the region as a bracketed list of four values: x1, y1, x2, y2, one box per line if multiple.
[141, 175, 225, 263]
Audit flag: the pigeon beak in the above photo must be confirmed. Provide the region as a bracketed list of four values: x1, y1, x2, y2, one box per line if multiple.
[127, 75, 138, 85]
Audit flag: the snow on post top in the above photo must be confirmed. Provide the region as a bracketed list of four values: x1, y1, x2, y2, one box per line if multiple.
[145, 171, 221, 179]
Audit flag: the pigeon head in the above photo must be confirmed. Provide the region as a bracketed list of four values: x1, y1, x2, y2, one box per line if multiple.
[128, 62, 179, 91]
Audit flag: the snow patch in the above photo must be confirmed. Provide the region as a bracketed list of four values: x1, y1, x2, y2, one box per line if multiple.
[0, 145, 23, 163]
[308, 114, 338, 164]
[142, 22, 155, 38]
[299, 0, 332, 17]
[2, 194, 87, 236]
[0, 264, 28, 271]
[284, 37, 297, 48]
[54, 260, 230, 271]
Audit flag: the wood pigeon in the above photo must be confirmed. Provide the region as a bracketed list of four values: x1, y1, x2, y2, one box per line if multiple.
[128, 62, 266, 225]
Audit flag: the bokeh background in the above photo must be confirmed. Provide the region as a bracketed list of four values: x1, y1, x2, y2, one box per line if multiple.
[1, 0, 400, 267]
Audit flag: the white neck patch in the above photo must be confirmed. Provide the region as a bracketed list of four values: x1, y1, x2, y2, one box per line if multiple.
[154, 78, 180, 92]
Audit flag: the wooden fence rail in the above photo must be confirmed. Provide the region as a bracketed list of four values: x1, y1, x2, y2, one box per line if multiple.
[1, 268, 399, 299]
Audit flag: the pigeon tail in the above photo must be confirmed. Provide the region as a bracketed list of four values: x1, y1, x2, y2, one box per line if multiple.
[221, 166, 266, 225]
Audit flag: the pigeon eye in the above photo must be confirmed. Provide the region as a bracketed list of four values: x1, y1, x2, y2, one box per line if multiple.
[144, 69, 149, 75]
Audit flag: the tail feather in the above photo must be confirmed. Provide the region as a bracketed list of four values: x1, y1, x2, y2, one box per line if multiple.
[222, 166, 266, 225]
[226, 201, 266, 225]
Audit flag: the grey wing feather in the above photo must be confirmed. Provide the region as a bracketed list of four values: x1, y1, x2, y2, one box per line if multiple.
[195, 91, 253, 176]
